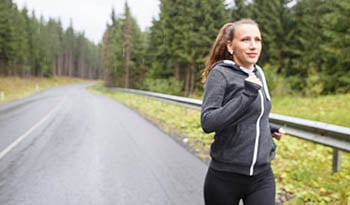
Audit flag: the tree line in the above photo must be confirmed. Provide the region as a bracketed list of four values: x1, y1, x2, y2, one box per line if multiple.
[102, 0, 349, 96]
[1, 0, 349, 96]
[0, 0, 101, 79]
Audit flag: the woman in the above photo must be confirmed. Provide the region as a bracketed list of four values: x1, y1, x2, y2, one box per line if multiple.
[201, 19, 284, 205]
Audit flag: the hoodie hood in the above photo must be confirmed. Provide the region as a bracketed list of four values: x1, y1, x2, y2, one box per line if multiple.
[212, 60, 242, 73]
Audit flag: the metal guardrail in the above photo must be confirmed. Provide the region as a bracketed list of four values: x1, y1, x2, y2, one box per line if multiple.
[109, 88, 350, 173]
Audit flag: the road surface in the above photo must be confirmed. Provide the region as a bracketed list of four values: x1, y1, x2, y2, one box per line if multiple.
[0, 84, 207, 205]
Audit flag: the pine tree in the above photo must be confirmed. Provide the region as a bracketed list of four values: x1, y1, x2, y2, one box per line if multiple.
[190, 0, 228, 94]
[320, 0, 350, 93]
[250, 0, 295, 73]
[0, 0, 101, 79]
[101, 3, 144, 88]
[122, 2, 133, 88]
[25, 11, 40, 76]
[101, 24, 115, 86]
[231, 0, 253, 20]
[146, 0, 227, 95]
[13, 6, 30, 76]
[288, 0, 330, 92]
[0, 0, 17, 75]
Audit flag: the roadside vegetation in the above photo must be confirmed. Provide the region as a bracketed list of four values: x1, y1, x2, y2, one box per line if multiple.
[0, 77, 92, 104]
[90, 85, 350, 205]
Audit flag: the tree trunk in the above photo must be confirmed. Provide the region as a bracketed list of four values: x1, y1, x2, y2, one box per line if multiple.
[174, 60, 180, 80]
[69, 50, 73, 77]
[189, 68, 196, 96]
[184, 67, 191, 96]
[0, 56, 5, 75]
[125, 47, 130, 88]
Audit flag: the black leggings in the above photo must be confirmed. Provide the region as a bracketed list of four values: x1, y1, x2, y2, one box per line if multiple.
[204, 167, 275, 205]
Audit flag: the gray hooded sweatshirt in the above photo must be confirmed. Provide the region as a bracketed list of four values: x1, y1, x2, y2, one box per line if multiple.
[201, 60, 279, 176]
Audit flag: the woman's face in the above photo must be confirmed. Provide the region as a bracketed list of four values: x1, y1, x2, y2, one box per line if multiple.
[227, 24, 262, 69]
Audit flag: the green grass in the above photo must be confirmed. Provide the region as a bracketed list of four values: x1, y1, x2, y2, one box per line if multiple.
[90, 86, 350, 205]
[272, 94, 350, 204]
[0, 76, 96, 104]
[272, 94, 350, 127]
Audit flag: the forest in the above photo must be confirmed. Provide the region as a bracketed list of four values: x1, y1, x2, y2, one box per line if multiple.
[1, 0, 349, 97]
[0, 0, 101, 79]
[101, 0, 350, 97]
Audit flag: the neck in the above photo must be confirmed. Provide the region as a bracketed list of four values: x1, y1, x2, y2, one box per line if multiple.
[232, 58, 254, 70]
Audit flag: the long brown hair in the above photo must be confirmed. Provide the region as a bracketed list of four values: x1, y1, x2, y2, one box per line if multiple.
[201, 19, 259, 84]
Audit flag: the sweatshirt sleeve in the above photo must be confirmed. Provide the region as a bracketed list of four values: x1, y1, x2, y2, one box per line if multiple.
[201, 69, 261, 133]
[270, 124, 280, 133]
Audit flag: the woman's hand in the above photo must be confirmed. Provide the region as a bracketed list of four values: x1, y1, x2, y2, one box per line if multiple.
[272, 128, 285, 140]
[245, 73, 262, 87]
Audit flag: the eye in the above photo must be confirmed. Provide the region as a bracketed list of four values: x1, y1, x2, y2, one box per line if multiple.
[255, 37, 262, 42]
[242, 37, 250, 42]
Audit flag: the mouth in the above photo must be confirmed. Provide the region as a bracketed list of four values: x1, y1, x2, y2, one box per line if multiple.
[247, 53, 258, 58]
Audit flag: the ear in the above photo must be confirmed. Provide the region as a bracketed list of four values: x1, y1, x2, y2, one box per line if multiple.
[226, 41, 233, 55]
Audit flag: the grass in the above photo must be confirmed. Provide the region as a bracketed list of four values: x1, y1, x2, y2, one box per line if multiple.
[0, 76, 94, 104]
[271, 94, 350, 204]
[272, 94, 350, 127]
[90, 85, 350, 205]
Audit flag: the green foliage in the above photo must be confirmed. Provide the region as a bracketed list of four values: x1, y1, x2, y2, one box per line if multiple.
[144, 77, 183, 96]
[231, 0, 254, 20]
[148, 0, 350, 96]
[263, 64, 293, 96]
[0, 0, 101, 78]
[273, 136, 350, 204]
[320, 0, 350, 94]
[145, 0, 228, 96]
[98, 0, 350, 96]
[305, 67, 324, 97]
[101, 0, 226, 95]
[253, 0, 296, 73]
[101, 3, 144, 88]
[0, 0, 17, 71]
[91, 88, 350, 204]
[3, 0, 350, 95]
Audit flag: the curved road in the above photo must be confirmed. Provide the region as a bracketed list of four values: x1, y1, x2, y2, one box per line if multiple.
[0, 84, 207, 205]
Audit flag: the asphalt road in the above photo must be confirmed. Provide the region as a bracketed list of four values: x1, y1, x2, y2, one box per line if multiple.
[0, 84, 207, 205]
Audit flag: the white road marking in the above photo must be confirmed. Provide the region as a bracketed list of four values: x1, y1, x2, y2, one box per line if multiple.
[0, 98, 65, 160]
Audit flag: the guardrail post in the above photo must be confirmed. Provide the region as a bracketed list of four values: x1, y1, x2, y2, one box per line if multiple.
[332, 149, 341, 173]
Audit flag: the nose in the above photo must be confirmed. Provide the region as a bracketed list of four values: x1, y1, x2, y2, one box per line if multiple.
[250, 40, 257, 48]
[248, 39, 260, 50]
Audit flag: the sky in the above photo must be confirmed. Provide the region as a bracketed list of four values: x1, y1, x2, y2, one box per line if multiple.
[13, 0, 160, 44]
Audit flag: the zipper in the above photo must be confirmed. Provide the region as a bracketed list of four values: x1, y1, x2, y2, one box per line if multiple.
[255, 65, 271, 101]
[249, 90, 264, 176]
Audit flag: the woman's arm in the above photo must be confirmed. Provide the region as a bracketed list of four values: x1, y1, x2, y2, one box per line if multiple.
[201, 69, 261, 133]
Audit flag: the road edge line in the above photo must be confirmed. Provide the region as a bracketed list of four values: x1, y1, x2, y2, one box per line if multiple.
[0, 98, 65, 160]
